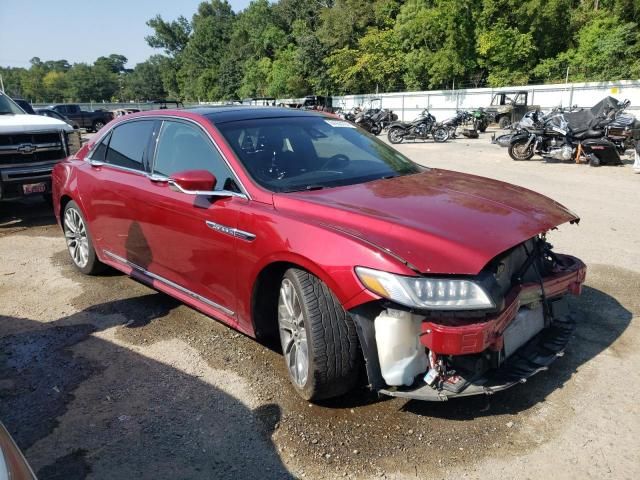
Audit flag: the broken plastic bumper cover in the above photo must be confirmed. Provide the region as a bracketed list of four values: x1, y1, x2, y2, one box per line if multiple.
[379, 300, 575, 401]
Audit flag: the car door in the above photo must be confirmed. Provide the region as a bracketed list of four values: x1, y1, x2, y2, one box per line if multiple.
[81, 119, 156, 263]
[139, 119, 247, 324]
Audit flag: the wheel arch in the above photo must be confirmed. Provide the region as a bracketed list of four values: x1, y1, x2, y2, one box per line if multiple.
[249, 253, 365, 342]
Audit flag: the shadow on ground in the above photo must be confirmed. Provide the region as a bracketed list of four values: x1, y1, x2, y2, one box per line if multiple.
[0, 294, 294, 480]
[0, 197, 56, 235]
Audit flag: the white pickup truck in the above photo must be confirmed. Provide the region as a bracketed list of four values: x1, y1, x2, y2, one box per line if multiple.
[0, 92, 80, 201]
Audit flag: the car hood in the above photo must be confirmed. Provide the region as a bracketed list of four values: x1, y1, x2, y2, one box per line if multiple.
[0, 114, 72, 134]
[273, 170, 579, 275]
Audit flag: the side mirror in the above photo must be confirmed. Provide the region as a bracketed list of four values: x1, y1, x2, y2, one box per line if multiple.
[170, 169, 217, 192]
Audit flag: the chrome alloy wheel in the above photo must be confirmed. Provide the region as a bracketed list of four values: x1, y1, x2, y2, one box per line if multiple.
[64, 207, 89, 268]
[278, 278, 309, 387]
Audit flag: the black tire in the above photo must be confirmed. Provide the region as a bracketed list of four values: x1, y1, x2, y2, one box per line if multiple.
[508, 139, 534, 161]
[479, 121, 488, 133]
[370, 124, 382, 136]
[388, 127, 404, 144]
[498, 116, 511, 129]
[63, 200, 105, 275]
[589, 154, 601, 167]
[432, 127, 449, 143]
[92, 120, 105, 132]
[278, 268, 361, 401]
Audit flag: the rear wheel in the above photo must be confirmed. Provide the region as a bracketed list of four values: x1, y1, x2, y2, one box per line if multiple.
[388, 127, 405, 144]
[92, 120, 105, 132]
[63, 200, 105, 275]
[277, 268, 360, 401]
[508, 138, 534, 161]
[498, 116, 511, 129]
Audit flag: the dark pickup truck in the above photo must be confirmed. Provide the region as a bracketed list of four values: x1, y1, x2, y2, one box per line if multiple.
[48, 104, 113, 132]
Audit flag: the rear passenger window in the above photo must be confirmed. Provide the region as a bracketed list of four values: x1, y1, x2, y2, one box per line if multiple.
[104, 121, 154, 171]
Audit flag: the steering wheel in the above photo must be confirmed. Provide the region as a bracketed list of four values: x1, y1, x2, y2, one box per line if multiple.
[320, 154, 350, 170]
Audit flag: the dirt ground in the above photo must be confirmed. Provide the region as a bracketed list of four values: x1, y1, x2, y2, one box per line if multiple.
[1, 131, 638, 480]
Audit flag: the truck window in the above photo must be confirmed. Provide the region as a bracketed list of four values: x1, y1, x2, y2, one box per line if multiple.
[68, 105, 80, 114]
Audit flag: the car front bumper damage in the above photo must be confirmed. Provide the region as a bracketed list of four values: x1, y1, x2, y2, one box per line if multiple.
[351, 254, 587, 401]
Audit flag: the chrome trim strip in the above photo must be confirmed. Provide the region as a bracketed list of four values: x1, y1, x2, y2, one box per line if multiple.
[86, 115, 251, 199]
[103, 250, 235, 316]
[205, 220, 256, 242]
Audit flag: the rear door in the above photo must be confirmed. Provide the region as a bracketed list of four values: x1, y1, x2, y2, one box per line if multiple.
[81, 119, 156, 262]
[139, 119, 246, 323]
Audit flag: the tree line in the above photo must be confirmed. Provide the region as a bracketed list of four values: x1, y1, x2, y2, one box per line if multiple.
[2, 0, 639, 103]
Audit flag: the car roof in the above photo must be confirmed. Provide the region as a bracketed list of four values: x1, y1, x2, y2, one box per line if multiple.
[184, 106, 323, 124]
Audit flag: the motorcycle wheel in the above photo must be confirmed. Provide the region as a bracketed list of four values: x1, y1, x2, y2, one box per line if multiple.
[508, 139, 534, 161]
[479, 121, 488, 133]
[371, 124, 382, 136]
[388, 127, 405, 144]
[432, 127, 449, 143]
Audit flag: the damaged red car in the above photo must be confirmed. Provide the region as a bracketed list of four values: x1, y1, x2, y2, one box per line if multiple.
[52, 107, 586, 401]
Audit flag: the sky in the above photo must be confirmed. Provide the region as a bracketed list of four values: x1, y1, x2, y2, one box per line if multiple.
[0, 0, 252, 68]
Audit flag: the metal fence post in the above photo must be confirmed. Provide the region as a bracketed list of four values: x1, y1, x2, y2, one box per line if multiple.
[401, 95, 405, 122]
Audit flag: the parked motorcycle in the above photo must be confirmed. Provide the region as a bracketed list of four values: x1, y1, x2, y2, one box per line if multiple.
[508, 110, 623, 166]
[387, 110, 449, 144]
[441, 110, 473, 138]
[354, 108, 397, 135]
[471, 108, 489, 132]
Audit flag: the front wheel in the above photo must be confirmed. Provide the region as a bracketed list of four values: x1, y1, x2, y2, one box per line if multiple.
[277, 268, 361, 401]
[388, 127, 405, 144]
[92, 120, 105, 132]
[508, 138, 534, 161]
[432, 127, 449, 143]
[498, 116, 511, 129]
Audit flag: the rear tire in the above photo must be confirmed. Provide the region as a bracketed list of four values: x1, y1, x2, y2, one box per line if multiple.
[388, 127, 404, 144]
[508, 139, 534, 161]
[63, 200, 105, 275]
[277, 268, 361, 401]
[92, 120, 105, 132]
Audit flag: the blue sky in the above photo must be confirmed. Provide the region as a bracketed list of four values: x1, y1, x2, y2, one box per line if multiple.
[0, 0, 252, 68]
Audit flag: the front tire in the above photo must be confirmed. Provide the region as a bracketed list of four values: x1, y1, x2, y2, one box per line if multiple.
[277, 268, 360, 401]
[498, 116, 511, 129]
[63, 200, 105, 275]
[92, 120, 105, 132]
[388, 127, 404, 144]
[508, 139, 534, 161]
[432, 127, 449, 143]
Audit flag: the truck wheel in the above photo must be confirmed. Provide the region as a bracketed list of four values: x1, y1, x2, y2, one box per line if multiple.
[277, 268, 361, 401]
[92, 120, 105, 132]
[498, 116, 510, 129]
[63, 200, 105, 275]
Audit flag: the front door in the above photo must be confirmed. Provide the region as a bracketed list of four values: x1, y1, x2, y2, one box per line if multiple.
[139, 119, 245, 324]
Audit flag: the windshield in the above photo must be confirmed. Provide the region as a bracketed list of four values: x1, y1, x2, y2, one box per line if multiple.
[215, 116, 422, 192]
[0, 93, 25, 115]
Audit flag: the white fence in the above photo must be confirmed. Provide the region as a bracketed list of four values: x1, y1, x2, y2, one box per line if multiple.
[281, 80, 640, 123]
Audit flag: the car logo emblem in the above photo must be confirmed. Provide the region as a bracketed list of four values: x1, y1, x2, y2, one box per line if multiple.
[17, 143, 36, 154]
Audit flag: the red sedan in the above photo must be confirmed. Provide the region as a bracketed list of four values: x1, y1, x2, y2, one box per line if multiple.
[52, 107, 586, 401]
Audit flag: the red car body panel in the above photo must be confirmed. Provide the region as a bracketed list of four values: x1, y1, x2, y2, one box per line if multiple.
[52, 109, 582, 356]
[274, 170, 578, 275]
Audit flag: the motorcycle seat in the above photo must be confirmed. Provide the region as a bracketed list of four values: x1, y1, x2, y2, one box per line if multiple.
[573, 129, 603, 140]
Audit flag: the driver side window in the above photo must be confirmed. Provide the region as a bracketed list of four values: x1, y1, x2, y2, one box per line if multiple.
[153, 121, 235, 191]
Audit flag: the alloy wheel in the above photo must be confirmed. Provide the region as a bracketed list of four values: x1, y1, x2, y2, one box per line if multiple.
[278, 278, 309, 387]
[64, 207, 90, 268]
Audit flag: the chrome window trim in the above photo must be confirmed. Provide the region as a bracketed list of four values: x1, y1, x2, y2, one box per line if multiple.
[103, 250, 235, 317]
[86, 115, 251, 199]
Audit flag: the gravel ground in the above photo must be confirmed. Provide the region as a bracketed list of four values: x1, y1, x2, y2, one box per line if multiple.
[0, 130, 638, 480]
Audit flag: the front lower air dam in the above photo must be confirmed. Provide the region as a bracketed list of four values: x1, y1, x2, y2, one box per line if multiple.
[374, 309, 428, 386]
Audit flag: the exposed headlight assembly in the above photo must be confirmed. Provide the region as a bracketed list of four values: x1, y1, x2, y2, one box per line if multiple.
[355, 267, 495, 310]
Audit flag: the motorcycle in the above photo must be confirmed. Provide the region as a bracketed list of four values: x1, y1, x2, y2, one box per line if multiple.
[441, 110, 473, 138]
[508, 111, 623, 166]
[471, 108, 489, 132]
[387, 109, 449, 144]
[354, 108, 397, 135]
